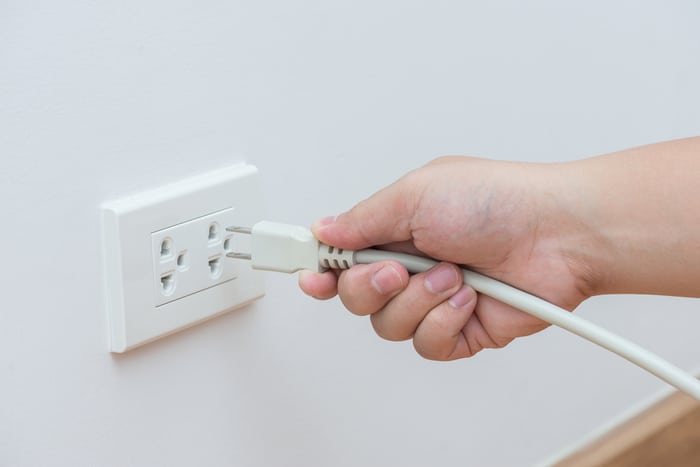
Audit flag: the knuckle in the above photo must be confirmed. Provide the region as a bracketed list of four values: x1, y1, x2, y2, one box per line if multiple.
[413, 340, 449, 361]
[370, 314, 411, 342]
[428, 155, 458, 166]
[339, 294, 377, 316]
[411, 308, 456, 361]
[336, 268, 383, 316]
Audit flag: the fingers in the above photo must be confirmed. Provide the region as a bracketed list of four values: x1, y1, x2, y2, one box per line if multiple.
[332, 262, 467, 352]
[368, 263, 463, 340]
[336, 261, 409, 315]
[301, 260, 518, 362]
[298, 270, 340, 300]
[311, 174, 423, 250]
[412, 286, 477, 360]
[299, 261, 410, 308]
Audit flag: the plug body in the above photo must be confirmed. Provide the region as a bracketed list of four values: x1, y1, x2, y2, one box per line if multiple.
[250, 221, 326, 273]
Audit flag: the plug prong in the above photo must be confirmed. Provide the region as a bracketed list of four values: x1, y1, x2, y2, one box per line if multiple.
[226, 226, 252, 234]
[227, 252, 252, 260]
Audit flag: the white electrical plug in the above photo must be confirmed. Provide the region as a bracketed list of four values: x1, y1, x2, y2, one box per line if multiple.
[228, 220, 355, 273]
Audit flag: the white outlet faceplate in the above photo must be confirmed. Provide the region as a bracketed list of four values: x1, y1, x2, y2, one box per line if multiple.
[152, 208, 237, 306]
[102, 163, 265, 352]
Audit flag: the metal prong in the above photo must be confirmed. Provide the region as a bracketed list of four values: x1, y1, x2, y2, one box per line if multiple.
[226, 226, 252, 234]
[227, 252, 252, 260]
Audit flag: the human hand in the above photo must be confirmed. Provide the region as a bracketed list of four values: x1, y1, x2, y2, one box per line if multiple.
[299, 156, 595, 360]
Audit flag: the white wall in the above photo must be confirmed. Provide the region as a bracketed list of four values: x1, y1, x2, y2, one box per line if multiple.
[2, 1, 699, 466]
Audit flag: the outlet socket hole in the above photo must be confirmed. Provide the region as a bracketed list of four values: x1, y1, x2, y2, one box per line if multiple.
[161, 273, 175, 295]
[208, 223, 219, 242]
[160, 238, 173, 258]
[209, 257, 222, 278]
[176, 251, 188, 270]
[223, 237, 231, 252]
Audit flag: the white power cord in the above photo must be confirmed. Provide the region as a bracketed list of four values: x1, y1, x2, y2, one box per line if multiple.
[227, 220, 700, 401]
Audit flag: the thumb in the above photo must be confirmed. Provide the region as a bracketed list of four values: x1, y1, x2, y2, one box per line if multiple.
[312, 176, 421, 250]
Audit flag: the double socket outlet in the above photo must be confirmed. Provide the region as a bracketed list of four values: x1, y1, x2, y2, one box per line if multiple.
[152, 208, 236, 307]
[102, 163, 265, 352]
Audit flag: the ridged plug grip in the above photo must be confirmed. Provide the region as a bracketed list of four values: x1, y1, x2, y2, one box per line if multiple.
[318, 245, 356, 270]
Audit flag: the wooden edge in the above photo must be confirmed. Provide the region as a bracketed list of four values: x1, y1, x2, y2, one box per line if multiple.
[552, 390, 700, 467]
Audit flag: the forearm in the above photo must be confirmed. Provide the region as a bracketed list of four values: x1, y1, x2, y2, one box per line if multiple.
[560, 137, 700, 297]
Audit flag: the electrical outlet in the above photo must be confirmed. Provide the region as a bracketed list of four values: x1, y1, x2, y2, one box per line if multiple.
[151, 208, 237, 306]
[102, 163, 265, 353]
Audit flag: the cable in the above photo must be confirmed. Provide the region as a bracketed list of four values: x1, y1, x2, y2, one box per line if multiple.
[227, 220, 700, 401]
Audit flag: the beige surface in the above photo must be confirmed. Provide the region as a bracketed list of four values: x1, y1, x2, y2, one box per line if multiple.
[554, 391, 700, 467]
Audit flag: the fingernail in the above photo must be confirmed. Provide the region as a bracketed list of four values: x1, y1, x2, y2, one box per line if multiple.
[425, 264, 458, 294]
[371, 265, 403, 295]
[448, 286, 475, 309]
[313, 216, 337, 230]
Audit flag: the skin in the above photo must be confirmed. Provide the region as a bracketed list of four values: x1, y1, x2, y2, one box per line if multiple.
[298, 137, 700, 361]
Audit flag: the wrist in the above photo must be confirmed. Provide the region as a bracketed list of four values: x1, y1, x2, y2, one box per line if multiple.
[552, 142, 700, 298]
[534, 161, 611, 299]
